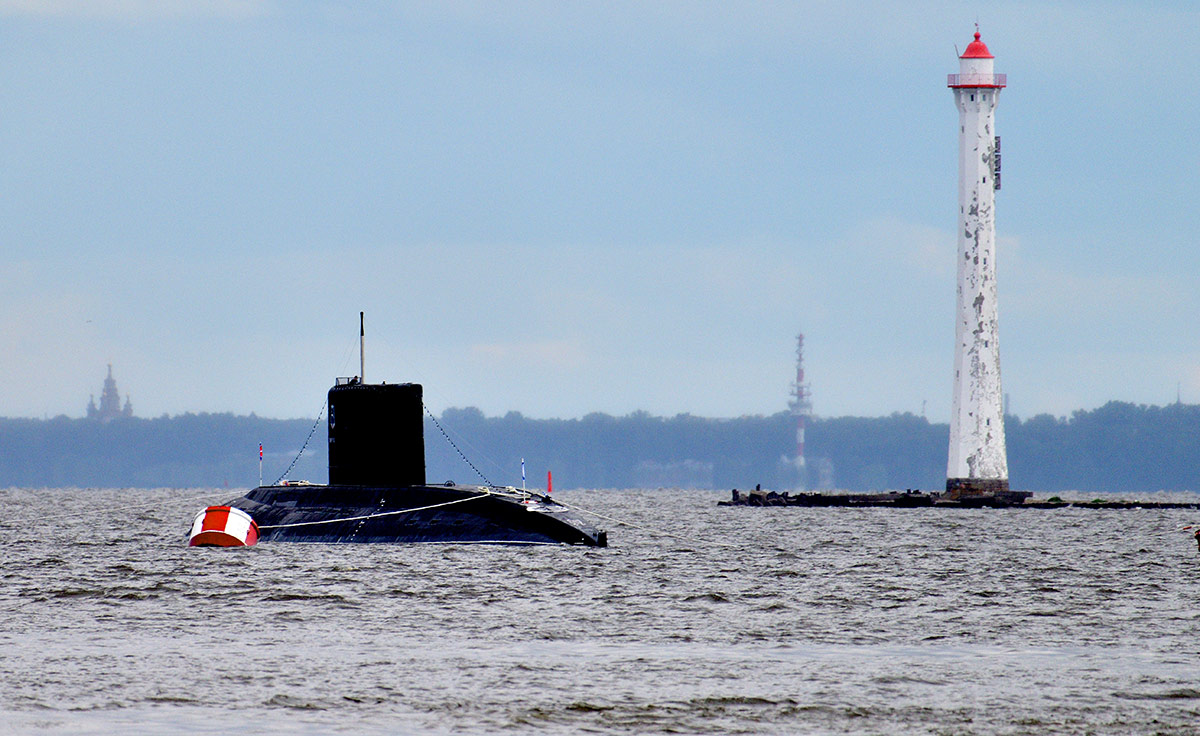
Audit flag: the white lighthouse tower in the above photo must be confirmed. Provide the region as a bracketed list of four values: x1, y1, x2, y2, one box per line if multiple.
[946, 30, 1009, 497]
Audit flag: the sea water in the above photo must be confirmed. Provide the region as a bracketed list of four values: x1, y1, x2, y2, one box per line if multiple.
[3, 487, 1200, 735]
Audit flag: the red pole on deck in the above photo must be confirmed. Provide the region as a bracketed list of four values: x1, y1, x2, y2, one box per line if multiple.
[547, 470, 552, 494]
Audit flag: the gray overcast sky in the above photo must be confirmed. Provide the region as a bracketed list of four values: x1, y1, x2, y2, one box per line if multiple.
[2, 1, 1197, 421]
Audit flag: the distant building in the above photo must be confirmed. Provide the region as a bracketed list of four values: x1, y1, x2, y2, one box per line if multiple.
[87, 364, 133, 421]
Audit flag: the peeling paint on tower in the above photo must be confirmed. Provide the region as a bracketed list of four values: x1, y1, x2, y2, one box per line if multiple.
[946, 30, 1010, 497]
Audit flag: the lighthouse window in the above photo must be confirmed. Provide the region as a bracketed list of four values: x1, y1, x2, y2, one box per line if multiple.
[970, 93, 975, 101]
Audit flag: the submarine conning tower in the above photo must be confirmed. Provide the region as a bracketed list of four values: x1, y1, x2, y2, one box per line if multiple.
[327, 378, 426, 487]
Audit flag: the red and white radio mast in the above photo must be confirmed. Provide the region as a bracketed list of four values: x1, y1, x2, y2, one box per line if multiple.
[788, 333, 812, 476]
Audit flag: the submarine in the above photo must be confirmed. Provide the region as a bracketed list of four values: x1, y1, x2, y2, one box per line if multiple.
[189, 317, 607, 547]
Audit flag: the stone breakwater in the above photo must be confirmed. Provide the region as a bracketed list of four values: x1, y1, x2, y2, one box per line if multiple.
[719, 488, 1200, 510]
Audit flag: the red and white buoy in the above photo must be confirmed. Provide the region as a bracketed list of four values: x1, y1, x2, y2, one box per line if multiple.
[188, 505, 259, 547]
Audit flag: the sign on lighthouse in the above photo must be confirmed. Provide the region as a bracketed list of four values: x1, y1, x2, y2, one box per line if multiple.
[946, 30, 1010, 497]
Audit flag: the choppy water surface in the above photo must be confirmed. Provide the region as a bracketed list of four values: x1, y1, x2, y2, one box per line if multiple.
[4, 487, 1200, 734]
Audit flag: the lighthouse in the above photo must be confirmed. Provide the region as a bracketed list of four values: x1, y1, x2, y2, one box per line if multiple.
[946, 30, 1009, 497]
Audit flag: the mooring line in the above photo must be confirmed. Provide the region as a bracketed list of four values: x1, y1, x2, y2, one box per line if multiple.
[273, 400, 327, 485]
[257, 492, 493, 530]
[423, 402, 494, 486]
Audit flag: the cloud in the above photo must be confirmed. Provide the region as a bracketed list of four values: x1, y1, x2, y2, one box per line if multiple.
[0, 262, 110, 416]
[837, 217, 957, 279]
[0, 0, 270, 19]
[470, 340, 587, 370]
[1008, 260, 1188, 342]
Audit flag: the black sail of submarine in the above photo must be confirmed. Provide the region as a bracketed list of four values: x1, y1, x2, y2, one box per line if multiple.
[219, 379, 607, 546]
[327, 381, 426, 488]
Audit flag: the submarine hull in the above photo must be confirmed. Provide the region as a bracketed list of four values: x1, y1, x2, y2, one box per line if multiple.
[198, 360, 608, 547]
[223, 483, 607, 546]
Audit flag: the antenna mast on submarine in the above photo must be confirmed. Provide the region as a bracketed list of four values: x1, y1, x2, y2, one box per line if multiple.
[360, 311, 365, 382]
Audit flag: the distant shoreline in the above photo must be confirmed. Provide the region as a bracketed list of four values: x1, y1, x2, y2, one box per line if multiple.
[1, 401, 1197, 493]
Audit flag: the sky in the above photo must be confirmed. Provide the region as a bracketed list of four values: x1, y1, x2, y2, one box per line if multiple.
[2, 1, 1198, 422]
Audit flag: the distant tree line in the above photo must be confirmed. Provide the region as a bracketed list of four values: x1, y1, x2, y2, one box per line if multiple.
[1, 401, 1198, 492]
[0, 413, 327, 489]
